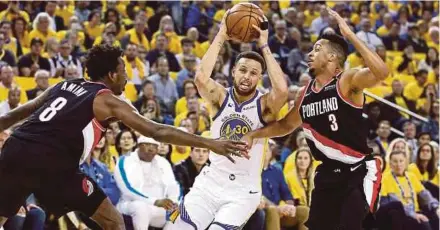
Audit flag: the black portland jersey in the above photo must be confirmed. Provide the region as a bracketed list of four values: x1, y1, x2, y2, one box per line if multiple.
[13, 79, 110, 169]
[298, 75, 371, 165]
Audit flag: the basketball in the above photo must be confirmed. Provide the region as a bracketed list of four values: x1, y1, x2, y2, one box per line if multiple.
[225, 3, 265, 43]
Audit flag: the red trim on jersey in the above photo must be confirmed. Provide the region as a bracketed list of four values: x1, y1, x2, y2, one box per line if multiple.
[92, 118, 105, 131]
[336, 79, 363, 108]
[369, 158, 382, 212]
[91, 119, 103, 151]
[96, 89, 113, 96]
[302, 123, 365, 158]
[311, 78, 335, 93]
[296, 80, 312, 112]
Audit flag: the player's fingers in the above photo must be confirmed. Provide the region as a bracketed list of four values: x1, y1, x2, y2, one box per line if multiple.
[251, 24, 261, 33]
[226, 154, 235, 163]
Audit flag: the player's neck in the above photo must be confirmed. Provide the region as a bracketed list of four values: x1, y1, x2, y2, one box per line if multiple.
[314, 68, 340, 90]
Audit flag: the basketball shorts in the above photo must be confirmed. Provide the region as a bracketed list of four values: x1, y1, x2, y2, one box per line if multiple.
[0, 136, 106, 217]
[306, 158, 382, 230]
[170, 166, 261, 230]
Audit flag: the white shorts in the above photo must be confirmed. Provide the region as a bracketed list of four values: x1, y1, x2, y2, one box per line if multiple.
[171, 166, 261, 229]
[117, 200, 168, 229]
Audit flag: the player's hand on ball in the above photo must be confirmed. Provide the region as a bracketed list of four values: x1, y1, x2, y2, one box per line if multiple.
[241, 133, 254, 151]
[209, 139, 249, 163]
[326, 7, 353, 38]
[154, 198, 177, 210]
[251, 16, 269, 47]
[218, 10, 232, 41]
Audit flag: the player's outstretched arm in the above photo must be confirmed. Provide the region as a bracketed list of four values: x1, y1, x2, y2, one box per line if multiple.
[194, 12, 229, 106]
[252, 19, 288, 113]
[327, 7, 389, 89]
[0, 86, 52, 131]
[94, 93, 249, 162]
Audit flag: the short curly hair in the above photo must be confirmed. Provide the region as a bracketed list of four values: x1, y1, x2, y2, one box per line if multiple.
[85, 44, 123, 81]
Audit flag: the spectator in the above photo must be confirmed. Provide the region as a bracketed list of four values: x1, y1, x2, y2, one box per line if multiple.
[43, 37, 59, 60]
[310, 5, 329, 36]
[158, 142, 172, 164]
[146, 33, 181, 72]
[151, 15, 182, 55]
[374, 120, 392, 157]
[0, 65, 26, 104]
[261, 145, 307, 230]
[0, 1, 30, 24]
[356, 18, 384, 49]
[140, 98, 164, 124]
[407, 24, 429, 53]
[0, 33, 17, 70]
[91, 136, 116, 173]
[148, 56, 179, 114]
[123, 43, 146, 87]
[287, 33, 312, 81]
[17, 38, 51, 77]
[80, 147, 120, 205]
[186, 27, 203, 58]
[0, 87, 20, 116]
[83, 10, 104, 48]
[133, 80, 168, 116]
[0, 20, 21, 59]
[421, 100, 439, 142]
[403, 69, 428, 102]
[408, 143, 439, 197]
[11, 16, 29, 54]
[115, 136, 178, 230]
[74, 1, 90, 24]
[418, 132, 432, 148]
[402, 121, 418, 160]
[64, 64, 80, 80]
[49, 39, 82, 78]
[173, 145, 209, 196]
[26, 69, 49, 100]
[44, 1, 65, 31]
[382, 22, 407, 51]
[397, 45, 418, 78]
[418, 47, 438, 72]
[376, 13, 394, 37]
[93, 22, 121, 47]
[123, 16, 150, 51]
[298, 73, 311, 87]
[175, 80, 201, 116]
[380, 151, 439, 230]
[268, 20, 297, 71]
[3, 195, 46, 230]
[170, 127, 191, 165]
[366, 101, 382, 139]
[382, 80, 416, 124]
[174, 96, 207, 134]
[384, 138, 412, 172]
[115, 129, 137, 156]
[175, 38, 200, 69]
[29, 12, 57, 47]
[213, 72, 229, 88]
[176, 54, 197, 97]
[262, 53, 292, 89]
[185, 2, 215, 35]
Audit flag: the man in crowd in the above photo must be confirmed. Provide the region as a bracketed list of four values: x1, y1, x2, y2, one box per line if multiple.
[17, 38, 51, 77]
[146, 34, 180, 72]
[49, 39, 82, 78]
[26, 69, 49, 100]
[374, 120, 391, 157]
[0, 87, 20, 116]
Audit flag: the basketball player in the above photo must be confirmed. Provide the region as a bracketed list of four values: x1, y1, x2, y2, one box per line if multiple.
[170, 14, 289, 230]
[0, 45, 248, 230]
[243, 8, 389, 230]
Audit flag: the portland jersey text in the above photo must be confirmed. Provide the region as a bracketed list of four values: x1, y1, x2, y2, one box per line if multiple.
[210, 88, 267, 181]
[299, 76, 371, 165]
[13, 79, 109, 169]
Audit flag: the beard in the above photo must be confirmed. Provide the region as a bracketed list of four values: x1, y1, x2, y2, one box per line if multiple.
[233, 80, 257, 97]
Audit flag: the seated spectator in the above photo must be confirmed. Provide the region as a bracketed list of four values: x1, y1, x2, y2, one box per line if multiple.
[417, 132, 432, 151]
[92, 136, 117, 173]
[0, 65, 26, 104]
[170, 126, 192, 165]
[146, 33, 181, 72]
[418, 47, 438, 72]
[42, 37, 59, 60]
[176, 55, 198, 97]
[376, 13, 394, 37]
[26, 69, 49, 100]
[310, 5, 329, 36]
[133, 80, 168, 116]
[115, 129, 137, 156]
[123, 43, 146, 87]
[3, 195, 46, 230]
[0, 20, 22, 59]
[213, 72, 229, 88]
[140, 98, 164, 124]
[356, 19, 384, 48]
[422, 100, 439, 142]
[379, 151, 439, 230]
[49, 39, 82, 78]
[83, 10, 104, 48]
[73, 1, 90, 24]
[17, 38, 51, 77]
[397, 45, 418, 81]
[148, 56, 179, 114]
[80, 145, 120, 205]
[382, 80, 416, 125]
[185, 28, 203, 58]
[261, 146, 308, 230]
[408, 143, 439, 197]
[93, 22, 121, 47]
[403, 69, 428, 102]
[384, 138, 412, 173]
[45, 1, 65, 31]
[175, 80, 202, 116]
[418, 83, 438, 115]
[0, 33, 17, 71]
[403, 120, 418, 159]
[262, 53, 292, 89]
[173, 145, 209, 196]
[268, 20, 297, 71]
[115, 136, 178, 230]
[28, 12, 57, 47]
[374, 120, 391, 157]
[0, 1, 29, 24]
[174, 96, 208, 134]
[287, 33, 312, 82]
[123, 16, 150, 51]
[0, 87, 20, 116]
[175, 38, 200, 69]
[103, 8, 126, 41]
[381, 22, 407, 51]
[285, 148, 314, 209]
[64, 64, 81, 80]
[407, 24, 429, 53]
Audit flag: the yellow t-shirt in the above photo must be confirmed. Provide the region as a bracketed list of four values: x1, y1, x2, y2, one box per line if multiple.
[283, 151, 321, 175]
[56, 30, 86, 51]
[84, 22, 105, 40]
[28, 29, 58, 47]
[346, 53, 364, 69]
[55, 5, 74, 28]
[408, 163, 440, 186]
[214, 9, 225, 22]
[285, 171, 311, 206]
[193, 41, 204, 58]
[304, 10, 319, 28]
[377, 25, 390, 37]
[174, 111, 207, 133]
[175, 97, 205, 116]
[4, 37, 18, 59]
[125, 28, 150, 51]
[93, 36, 121, 47]
[0, 10, 30, 23]
[0, 84, 28, 104]
[122, 56, 146, 81]
[381, 171, 424, 212]
[151, 31, 182, 54]
[170, 145, 191, 165]
[394, 96, 410, 119]
[199, 41, 210, 57]
[403, 82, 424, 102]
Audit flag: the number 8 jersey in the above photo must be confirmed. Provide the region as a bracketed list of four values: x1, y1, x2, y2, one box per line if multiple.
[13, 78, 109, 169]
[298, 75, 371, 165]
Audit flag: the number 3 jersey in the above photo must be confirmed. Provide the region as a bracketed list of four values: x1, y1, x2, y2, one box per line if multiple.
[209, 88, 267, 182]
[12, 78, 109, 170]
[298, 76, 371, 165]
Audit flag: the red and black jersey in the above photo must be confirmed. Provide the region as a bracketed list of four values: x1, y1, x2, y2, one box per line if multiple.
[298, 75, 372, 166]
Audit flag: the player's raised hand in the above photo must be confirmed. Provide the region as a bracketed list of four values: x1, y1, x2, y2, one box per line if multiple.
[251, 15, 269, 47]
[326, 7, 353, 38]
[154, 198, 177, 211]
[208, 138, 249, 163]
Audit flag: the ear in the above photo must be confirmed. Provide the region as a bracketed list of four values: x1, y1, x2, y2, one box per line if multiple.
[108, 72, 117, 82]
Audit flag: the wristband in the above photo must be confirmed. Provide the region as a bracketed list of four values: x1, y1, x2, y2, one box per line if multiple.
[260, 43, 269, 50]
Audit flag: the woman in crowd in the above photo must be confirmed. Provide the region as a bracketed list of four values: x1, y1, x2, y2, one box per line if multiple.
[422, 100, 439, 142]
[103, 8, 126, 41]
[84, 10, 104, 48]
[29, 12, 57, 46]
[379, 151, 439, 230]
[283, 131, 314, 175]
[91, 136, 117, 173]
[418, 47, 439, 72]
[93, 22, 121, 47]
[42, 37, 59, 60]
[285, 148, 314, 208]
[141, 98, 164, 124]
[12, 17, 30, 54]
[115, 129, 137, 156]
[408, 143, 439, 198]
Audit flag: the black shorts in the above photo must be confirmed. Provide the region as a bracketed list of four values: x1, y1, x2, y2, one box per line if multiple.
[306, 158, 382, 230]
[0, 136, 106, 218]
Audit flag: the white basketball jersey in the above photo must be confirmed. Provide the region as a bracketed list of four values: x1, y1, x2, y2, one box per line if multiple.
[209, 88, 267, 183]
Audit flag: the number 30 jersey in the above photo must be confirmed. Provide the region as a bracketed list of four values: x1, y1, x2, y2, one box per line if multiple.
[298, 75, 371, 165]
[13, 79, 110, 169]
